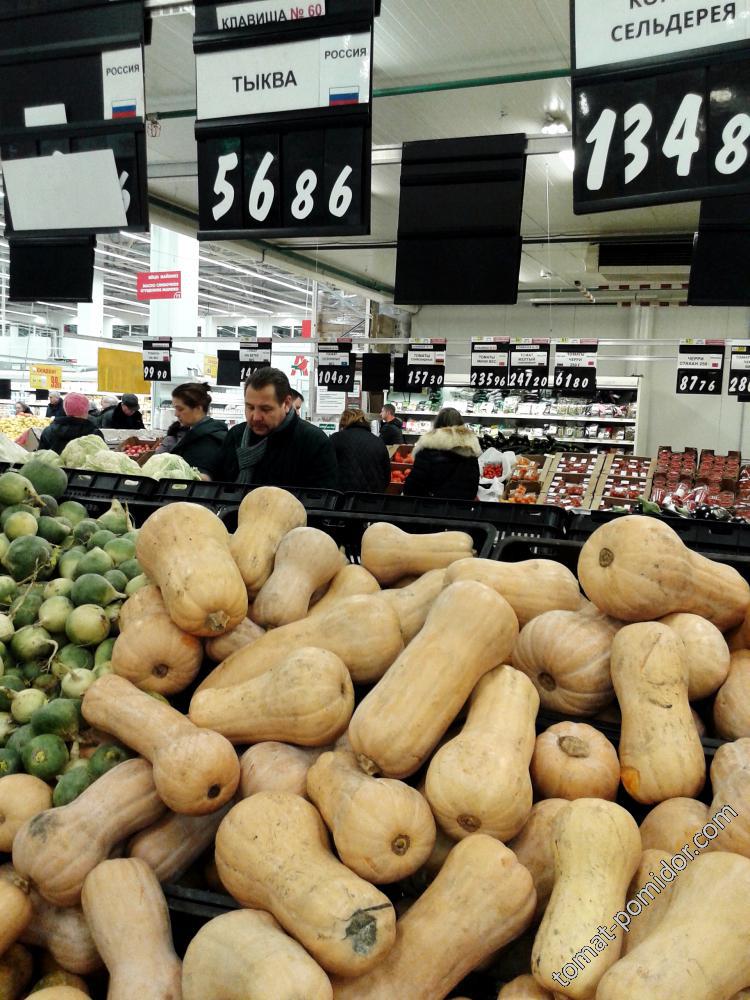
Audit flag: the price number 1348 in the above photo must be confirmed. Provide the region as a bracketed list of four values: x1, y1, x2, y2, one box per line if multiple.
[212, 151, 355, 223]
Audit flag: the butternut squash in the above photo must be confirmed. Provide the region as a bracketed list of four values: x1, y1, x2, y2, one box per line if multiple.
[204, 617, 265, 662]
[531, 798, 641, 999]
[380, 568, 446, 644]
[611, 622, 705, 803]
[511, 609, 617, 716]
[620, 848, 674, 956]
[229, 486, 307, 597]
[360, 521, 475, 585]
[330, 835, 536, 1000]
[30, 989, 89, 1000]
[19, 888, 101, 975]
[659, 611, 730, 700]
[240, 743, 326, 799]
[196, 594, 403, 690]
[596, 852, 750, 1000]
[182, 909, 332, 1000]
[446, 557, 581, 626]
[12, 759, 165, 907]
[83, 674, 239, 814]
[306, 748, 436, 883]
[425, 665, 538, 840]
[190, 647, 353, 746]
[578, 514, 750, 630]
[349, 581, 519, 779]
[127, 804, 232, 883]
[81, 858, 181, 1000]
[714, 650, 750, 740]
[112, 585, 203, 695]
[498, 976, 554, 999]
[639, 797, 709, 854]
[0, 875, 31, 958]
[215, 793, 396, 977]
[251, 527, 342, 628]
[136, 502, 248, 636]
[0, 774, 53, 852]
[728, 604, 750, 651]
[530, 722, 620, 802]
[708, 739, 750, 858]
[0, 945, 32, 1000]
[307, 563, 379, 619]
[507, 799, 568, 922]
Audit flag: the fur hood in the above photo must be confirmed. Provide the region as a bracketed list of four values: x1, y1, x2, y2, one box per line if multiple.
[413, 424, 481, 458]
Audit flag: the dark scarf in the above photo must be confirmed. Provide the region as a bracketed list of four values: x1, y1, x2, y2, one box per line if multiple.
[237, 407, 296, 484]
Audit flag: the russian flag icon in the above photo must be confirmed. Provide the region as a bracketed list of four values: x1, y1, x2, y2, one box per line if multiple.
[112, 99, 137, 119]
[330, 86, 360, 107]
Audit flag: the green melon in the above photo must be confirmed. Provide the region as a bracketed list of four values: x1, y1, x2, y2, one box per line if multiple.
[2, 535, 56, 582]
[20, 460, 67, 500]
[36, 516, 72, 545]
[57, 500, 89, 527]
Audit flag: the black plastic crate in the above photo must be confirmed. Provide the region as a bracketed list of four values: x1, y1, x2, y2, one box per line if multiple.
[151, 479, 342, 512]
[567, 508, 750, 556]
[220, 507, 497, 562]
[341, 492, 566, 540]
[62, 468, 157, 500]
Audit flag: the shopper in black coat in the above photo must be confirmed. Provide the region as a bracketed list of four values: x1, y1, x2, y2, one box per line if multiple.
[99, 394, 145, 431]
[218, 367, 337, 489]
[379, 403, 404, 445]
[45, 392, 65, 420]
[331, 409, 391, 493]
[403, 407, 480, 501]
[39, 392, 104, 455]
[154, 382, 228, 480]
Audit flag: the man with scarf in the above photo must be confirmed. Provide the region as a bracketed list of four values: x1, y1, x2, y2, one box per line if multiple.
[218, 367, 338, 488]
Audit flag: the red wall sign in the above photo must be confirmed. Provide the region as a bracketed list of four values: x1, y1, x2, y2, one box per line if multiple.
[136, 271, 182, 301]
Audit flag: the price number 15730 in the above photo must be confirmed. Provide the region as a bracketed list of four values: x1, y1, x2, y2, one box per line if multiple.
[407, 369, 443, 388]
[212, 151, 355, 224]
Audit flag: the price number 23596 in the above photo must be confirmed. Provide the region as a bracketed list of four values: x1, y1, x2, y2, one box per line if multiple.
[212, 151, 354, 223]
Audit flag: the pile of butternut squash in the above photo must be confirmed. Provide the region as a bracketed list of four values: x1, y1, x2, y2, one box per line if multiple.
[3, 502, 750, 999]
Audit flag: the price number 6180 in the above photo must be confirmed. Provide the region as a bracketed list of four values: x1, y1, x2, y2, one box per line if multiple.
[212, 151, 355, 223]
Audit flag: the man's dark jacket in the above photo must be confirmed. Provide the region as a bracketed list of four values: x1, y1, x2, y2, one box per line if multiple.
[39, 417, 104, 455]
[379, 416, 404, 445]
[218, 411, 338, 489]
[99, 404, 145, 431]
[45, 398, 65, 420]
[330, 424, 390, 493]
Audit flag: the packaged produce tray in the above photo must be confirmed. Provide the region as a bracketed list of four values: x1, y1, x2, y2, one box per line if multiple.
[62, 469, 157, 500]
[150, 479, 342, 512]
[220, 506, 498, 562]
[566, 509, 750, 556]
[341, 492, 566, 540]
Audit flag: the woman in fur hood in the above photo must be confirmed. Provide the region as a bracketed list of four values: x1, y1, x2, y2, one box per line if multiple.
[403, 407, 480, 501]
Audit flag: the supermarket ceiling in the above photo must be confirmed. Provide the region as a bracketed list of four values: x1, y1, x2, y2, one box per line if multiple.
[0, 0, 705, 315]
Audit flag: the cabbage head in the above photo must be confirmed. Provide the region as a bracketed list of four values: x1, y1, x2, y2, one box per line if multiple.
[60, 435, 109, 469]
[82, 450, 143, 475]
[24, 449, 63, 468]
[140, 453, 202, 481]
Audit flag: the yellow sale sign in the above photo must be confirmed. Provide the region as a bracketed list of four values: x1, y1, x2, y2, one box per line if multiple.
[29, 364, 62, 390]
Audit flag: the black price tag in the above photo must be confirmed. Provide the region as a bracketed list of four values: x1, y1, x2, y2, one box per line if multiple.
[406, 342, 446, 389]
[728, 343, 750, 396]
[470, 339, 509, 389]
[507, 341, 550, 390]
[676, 341, 725, 395]
[240, 340, 272, 382]
[574, 57, 750, 213]
[361, 352, 392, 392]
[317, 343, 355, 391]
[553, 341, 598, 396]
[142, 339, 172, 382]
[216, 349, 241, 387]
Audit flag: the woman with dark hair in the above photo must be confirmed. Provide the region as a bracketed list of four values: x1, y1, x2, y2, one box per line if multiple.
[402, 407, 480, 501]
[14, 401, 32, 415]
[330, 408, 390, 493]
[156, 382, 228, 480]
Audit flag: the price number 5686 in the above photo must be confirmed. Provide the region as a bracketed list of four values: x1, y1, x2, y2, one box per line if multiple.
[212, 151, 355, 224]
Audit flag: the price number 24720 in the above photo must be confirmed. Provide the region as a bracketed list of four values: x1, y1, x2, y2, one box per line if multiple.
[212, 151, 355, 223]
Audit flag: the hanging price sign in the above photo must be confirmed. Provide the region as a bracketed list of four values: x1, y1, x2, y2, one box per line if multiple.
[470, 338, 509, 389]
[29, 364, 62, 391]
[553, 340, 598, 396]
[142, 339, 172, 382]
[675, 340, 725, 395]
[406, 341, 446, 389]
[507, 340, 550, 390]
[728, 342, 750, 396]
[240, 340, 272, 382]
[317, 343, 355, 391]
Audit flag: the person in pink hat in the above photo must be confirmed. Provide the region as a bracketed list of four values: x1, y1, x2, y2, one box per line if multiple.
[38, 392, 104, 455]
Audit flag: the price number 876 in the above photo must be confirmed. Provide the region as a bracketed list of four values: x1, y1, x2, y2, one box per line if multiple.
[679, 374, 717, 393]
[213, 152, 355, 223]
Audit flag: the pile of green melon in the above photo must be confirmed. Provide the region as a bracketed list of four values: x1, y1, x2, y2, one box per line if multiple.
[0, 463, 146, 804]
